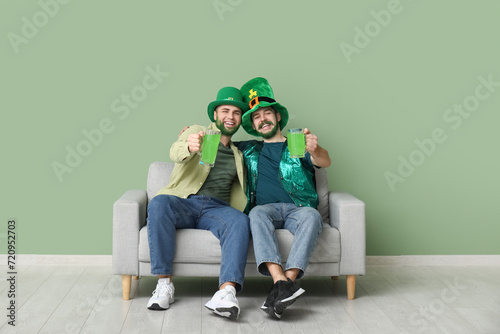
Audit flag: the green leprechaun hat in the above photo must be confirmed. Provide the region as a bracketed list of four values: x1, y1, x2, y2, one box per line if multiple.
[240, 77, 289, 137]
[207, 86, 249, 122]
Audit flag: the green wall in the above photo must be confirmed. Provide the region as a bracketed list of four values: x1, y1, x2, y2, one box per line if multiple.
[2, 0, 499, 256]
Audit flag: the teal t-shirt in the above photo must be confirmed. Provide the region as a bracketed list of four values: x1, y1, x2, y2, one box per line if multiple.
[256, 142, 294, 205]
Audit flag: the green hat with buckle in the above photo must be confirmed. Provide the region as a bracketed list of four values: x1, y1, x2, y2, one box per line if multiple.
[207, 86, 249, 122]
[240, 77, 289, 137]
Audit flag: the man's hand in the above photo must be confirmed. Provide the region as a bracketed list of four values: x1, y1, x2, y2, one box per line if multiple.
[187, 131, 204, 153]
[304, 128, 331, 168]
[304, 128, 319, 153]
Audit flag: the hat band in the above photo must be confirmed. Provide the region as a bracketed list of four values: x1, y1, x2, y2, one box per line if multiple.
[249, 96, 276, 109]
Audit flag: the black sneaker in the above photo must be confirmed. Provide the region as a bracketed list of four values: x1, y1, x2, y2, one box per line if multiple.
[273, 278, 305, 318]
[261, 283, 279, 317]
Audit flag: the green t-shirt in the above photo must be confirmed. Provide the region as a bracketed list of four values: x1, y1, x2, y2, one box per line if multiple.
[196, 143, 236, 203]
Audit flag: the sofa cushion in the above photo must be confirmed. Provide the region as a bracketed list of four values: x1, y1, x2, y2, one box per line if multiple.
[139, 223, 340, 264]
[147, 162, 175, 201]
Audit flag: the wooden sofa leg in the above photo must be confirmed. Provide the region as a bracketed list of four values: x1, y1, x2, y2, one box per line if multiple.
[122, 275, 132, 301]
[133, 275, 139, 280]
[347, 275, 356, 300]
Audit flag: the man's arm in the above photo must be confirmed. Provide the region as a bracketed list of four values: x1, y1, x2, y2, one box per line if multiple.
[233, 140, 254, 151]
[170, 124, 205, 163]
[304, 128, 331, 168]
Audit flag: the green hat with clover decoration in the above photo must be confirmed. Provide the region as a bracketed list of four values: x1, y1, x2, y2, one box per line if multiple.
[240, 77, 289, 137]
[207, 86, 249, 122]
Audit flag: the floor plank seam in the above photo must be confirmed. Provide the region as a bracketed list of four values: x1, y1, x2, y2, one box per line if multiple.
[40, 265, 88, 334]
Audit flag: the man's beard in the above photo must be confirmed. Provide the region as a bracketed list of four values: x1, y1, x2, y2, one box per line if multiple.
[258, 121, 279, 139]
[215, 118, 240, 136]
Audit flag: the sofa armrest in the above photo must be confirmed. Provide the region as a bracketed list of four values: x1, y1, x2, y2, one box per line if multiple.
[112, 190, 148, 275]
[329, 192, 366, 275]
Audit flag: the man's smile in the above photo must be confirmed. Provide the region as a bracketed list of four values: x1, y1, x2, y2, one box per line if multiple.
[259, 122, 274, 130]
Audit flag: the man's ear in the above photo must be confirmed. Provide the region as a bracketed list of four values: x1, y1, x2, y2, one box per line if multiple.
[276, 112, 281, 122]
[213, 110, 217, 121]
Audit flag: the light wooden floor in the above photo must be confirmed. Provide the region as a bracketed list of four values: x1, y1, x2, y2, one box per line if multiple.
[1, 265, 499, 333]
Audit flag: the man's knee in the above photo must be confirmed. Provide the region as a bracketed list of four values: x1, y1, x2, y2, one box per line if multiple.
[306, 208, 323, 227]
[294, 207, 323, 229]
[150, 194, 175, 206]
[248, 205, 274, 221]
[298, 207, 321, 220]
[148, 194, 178, 213]
[248, 206, 262, 217]
[147, 195, 183, 228]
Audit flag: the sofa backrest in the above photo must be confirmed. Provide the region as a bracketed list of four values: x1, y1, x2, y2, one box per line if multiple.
[314, 167, 330, 223]
[147, 162, 175, 201]
[147, 161, 329, 223]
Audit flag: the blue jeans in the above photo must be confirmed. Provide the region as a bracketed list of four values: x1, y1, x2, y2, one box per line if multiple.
[249, 203, 323, 279]
[147, 194, 250, 292]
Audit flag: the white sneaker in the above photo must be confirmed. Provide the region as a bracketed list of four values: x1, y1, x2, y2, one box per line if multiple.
[147, 278, 175, 310]
[204, 285, 240, 320]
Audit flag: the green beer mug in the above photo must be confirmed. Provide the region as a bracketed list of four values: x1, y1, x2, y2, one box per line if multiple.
[287, 128, 306, 158]
[200, 130, 221, 167]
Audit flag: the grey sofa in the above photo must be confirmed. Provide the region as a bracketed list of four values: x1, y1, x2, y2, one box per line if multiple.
[112, 161, 366, 300]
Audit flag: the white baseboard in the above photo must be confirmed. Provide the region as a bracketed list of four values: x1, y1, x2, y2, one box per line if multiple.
[0, 254, 112, 266]
[367, 255, 500, 266]
[1, 254, 499, 267]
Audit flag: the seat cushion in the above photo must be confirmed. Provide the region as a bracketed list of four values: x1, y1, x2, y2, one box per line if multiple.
[139, 223, 340, 264]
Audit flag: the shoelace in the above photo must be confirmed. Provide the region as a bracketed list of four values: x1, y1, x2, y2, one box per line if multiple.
[218, 289, 230, 299]
[153, 283, 171, 297]
[218, 288, 236, 301]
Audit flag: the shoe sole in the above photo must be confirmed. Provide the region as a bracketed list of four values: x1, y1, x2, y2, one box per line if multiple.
[262, 305, 282, 319]
[205, 306, 239, 320]
[148, 303, 169, 311]
[147, 298, 174, 311]
[274, 288, 305, 315]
